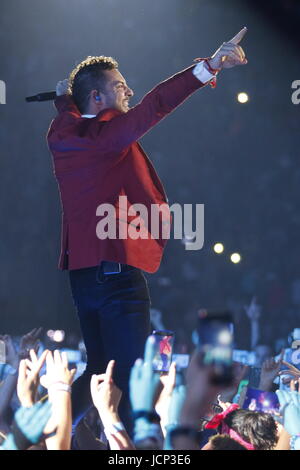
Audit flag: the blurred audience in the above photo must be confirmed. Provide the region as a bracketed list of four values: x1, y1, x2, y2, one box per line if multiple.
[1, 322, 300, 451]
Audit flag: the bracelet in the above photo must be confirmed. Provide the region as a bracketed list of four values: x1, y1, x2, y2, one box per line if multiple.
[203, 59, 220, 89]
[48, 382, 71, 393]
[133, 418, 163, 446]
[104, 422, 125, 437]
[168, 426, 199, 447]
[203, 58, 221, 75]
[132, 410, 160, 424]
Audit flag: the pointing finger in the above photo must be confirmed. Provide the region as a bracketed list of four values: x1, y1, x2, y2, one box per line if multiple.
[36, 349, 49, 373]
[230, 27, 247, 45]
[105, 360, 115, 383]
[18, 359, 27, 382]
[144, 335, 156, 365]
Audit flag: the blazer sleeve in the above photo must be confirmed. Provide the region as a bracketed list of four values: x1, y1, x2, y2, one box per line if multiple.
[49, 65, 207, 155]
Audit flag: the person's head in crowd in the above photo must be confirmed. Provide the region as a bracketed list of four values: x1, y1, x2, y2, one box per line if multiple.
[222, 409, 278, 450]
[202, 434, 247, 450]
[255, 344, 273, 367]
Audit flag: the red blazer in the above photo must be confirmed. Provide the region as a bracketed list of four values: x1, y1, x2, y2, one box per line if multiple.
[47, 65, 205, 273]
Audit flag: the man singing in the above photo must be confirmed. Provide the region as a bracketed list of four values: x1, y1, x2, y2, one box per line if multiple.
[47, 27, 247, 432]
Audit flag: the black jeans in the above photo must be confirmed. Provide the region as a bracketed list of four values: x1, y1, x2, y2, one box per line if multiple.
[69, 263, 151, 435]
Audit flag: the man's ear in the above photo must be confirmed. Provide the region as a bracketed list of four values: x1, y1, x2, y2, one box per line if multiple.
[91, 89, 101, 103]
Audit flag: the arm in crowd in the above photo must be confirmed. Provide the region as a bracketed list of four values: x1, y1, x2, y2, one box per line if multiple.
[244, 297, 261, 350]
[129, 336, 163, 449]
[0, 335, 18, 432]
[0, 402, 53, 450]
[168, 351, 221, 450]
[90, 360, 135, 450]
[276, 379, 300, 450]
[0, 329, 42, 430]
[39, 350, 76, 450]
[219, 362, 248, 403]
[258, 350, 284, 392]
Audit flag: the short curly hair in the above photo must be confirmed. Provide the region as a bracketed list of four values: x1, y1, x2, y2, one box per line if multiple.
[223, 409, 278, 450]
[209, 434, 247, 450]
[68, 55, 118, 113]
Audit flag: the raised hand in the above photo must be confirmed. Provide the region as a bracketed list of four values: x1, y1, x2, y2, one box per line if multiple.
[129, 335, 160, 412]
[155, 362, 177, 431]
[15, 401, 53, 444]
[259, 350, 284, 391]
[180, 350, 222, 427]
[163, 380, 186, 451]
[40, 350, 76, 391]
[280, 360, 300, 377]
[56, 79, 69, 96]
[278, 361, 300, 387]
[90, 360, 122, 422]
[0, 401, 53, 450]
[17, 349, 48, 407]
[208, 27, 247, 71]
[167, 383, 186, 429]
[244, 296, 261, 321]
[276, 382, 300, 438]
[19, 327, 43, 360]
[39, 350, 76, 450]
[219, 362, 248, 403]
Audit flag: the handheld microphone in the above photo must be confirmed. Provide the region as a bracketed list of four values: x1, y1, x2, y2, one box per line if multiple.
[25, 91, 57, 102]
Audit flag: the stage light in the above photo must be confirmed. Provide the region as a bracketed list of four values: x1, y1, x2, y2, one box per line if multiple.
[237, 92, 249, 103]
[53, 330, 65, 342]
[47, 329, 65, 342]
[230, 253, 242, 264]
[214, 243, 224, 254]
[218, 330, 232, 345]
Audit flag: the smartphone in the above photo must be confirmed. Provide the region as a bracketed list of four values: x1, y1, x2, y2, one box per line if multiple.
[152, 330, 174, 372]
[242, 387, 280, 415]
[197, 309, 234, 386]
[172, 353, 190, 370]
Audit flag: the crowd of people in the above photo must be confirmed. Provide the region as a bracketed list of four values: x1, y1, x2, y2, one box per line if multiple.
[1, 326, 300, 451]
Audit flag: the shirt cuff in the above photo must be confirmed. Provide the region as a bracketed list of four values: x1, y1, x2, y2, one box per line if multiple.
[192, 61, 215, 84]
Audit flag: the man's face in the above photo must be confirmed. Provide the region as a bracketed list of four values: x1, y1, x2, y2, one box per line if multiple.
[101, 68, 133, 113]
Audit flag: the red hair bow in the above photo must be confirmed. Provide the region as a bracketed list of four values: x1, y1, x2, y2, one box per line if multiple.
[205, 404, 240, 429]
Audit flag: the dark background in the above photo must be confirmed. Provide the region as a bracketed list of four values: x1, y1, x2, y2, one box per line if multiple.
[0, 0, 299, 350]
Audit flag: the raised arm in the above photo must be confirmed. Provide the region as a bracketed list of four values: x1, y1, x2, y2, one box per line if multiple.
[40, 350, 76, 451]
[90, 360, 135, 450]
[49, 64, 207, 156]
[48, 28, 247, 156]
